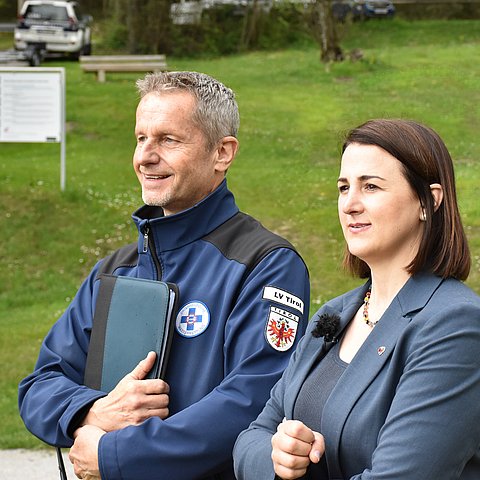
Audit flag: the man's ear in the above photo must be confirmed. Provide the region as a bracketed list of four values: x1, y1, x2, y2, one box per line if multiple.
[430, 183, 443, 212]
[215, 136, 239, 174]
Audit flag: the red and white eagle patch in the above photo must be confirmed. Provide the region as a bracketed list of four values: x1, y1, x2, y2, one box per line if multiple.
[265, 306, 300, 352]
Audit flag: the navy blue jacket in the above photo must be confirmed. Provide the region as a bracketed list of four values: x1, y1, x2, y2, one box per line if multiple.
[234, 273, 480, 479]
[19, 181, 310, 479]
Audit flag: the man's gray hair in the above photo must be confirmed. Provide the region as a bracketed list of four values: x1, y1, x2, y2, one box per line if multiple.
[136, 71, 240, 150]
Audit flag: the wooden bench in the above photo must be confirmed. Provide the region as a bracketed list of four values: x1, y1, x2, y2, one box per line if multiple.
[79, 54, 167, 82]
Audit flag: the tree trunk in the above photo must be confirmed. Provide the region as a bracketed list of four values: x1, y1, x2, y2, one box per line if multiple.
[126, 0, 138, 53]
[308, 0, 343, 63]
[240, 0, 262, 51]
[146, 0, 174, 54]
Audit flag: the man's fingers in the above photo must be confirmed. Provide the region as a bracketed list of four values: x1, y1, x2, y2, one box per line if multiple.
[128, 351, 157, 380]
[140, 378, 170, 395]
[134, 391, 169, 411]
[146, 407, 169, 420]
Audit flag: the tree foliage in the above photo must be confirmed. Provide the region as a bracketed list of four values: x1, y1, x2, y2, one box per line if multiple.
[81, 0, 347, 60]
[102, 0, 174, 54]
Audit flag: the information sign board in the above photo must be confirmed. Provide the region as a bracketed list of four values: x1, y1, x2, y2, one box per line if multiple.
[0, 67, 66, 190]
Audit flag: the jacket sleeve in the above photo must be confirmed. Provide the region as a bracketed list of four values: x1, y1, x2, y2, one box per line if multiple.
[98, 248, 310, 480]
[350, 300, 480, 480]
[18, 262, 106, 447]
[233, 339, 308, 479]
[232, 304, 327, 480]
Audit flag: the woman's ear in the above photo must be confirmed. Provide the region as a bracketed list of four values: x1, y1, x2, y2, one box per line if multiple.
[430, 183, 443, 212]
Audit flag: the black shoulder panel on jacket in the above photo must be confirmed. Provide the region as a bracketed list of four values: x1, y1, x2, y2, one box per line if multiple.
[96, 242, 138, 279]
[203, 212, 299, 275]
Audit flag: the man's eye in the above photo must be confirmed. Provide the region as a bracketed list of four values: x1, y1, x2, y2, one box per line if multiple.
[137, 135, 146, 143]
[338, 185, 349, 193]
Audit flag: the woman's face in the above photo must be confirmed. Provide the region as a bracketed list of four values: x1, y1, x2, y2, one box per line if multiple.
[337, 143, 424, 272]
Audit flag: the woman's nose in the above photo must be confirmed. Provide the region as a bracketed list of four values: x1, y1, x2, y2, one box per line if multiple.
[341, 189, 362, 214]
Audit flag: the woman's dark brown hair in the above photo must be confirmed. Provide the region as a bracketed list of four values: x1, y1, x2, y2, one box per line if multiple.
[342, 119, 471, 280]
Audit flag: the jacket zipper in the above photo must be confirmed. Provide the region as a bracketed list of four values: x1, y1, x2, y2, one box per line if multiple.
[142, 222, 163, 280]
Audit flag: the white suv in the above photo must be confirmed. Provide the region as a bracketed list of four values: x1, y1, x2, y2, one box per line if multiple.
[14, 0, 92, 58]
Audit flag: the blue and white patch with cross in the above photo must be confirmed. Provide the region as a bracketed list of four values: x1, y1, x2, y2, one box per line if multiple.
[175, 301, 210, 338]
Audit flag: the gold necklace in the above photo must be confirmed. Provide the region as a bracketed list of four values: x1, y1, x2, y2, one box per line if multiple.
[363, 289, 378, 327]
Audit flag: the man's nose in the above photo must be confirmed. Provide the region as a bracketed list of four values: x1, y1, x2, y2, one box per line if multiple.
[137, 140, 160, 165]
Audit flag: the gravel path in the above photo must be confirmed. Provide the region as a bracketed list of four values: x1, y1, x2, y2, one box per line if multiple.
[0, 449, 76, 479]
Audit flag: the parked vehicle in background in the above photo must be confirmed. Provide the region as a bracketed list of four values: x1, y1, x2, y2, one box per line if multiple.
[332, 1, 352, 22]
[14, 0, 92, 59]
[349, 0, 395, 19]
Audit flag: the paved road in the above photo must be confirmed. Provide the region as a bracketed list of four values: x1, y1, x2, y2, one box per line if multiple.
[0, 449, 76, 479]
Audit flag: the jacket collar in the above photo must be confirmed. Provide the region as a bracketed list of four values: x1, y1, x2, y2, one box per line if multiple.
[131, 180, 239, 252]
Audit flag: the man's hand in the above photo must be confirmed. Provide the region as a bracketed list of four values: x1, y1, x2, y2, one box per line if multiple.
[82, 351, 170, 432]
[69, 425, 106, 479]
[271, 420, 325, 480]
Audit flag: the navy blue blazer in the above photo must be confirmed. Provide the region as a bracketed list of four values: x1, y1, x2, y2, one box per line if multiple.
[234, 273, 480, 479]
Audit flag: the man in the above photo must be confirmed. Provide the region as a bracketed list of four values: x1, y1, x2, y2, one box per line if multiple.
[18, 71, 310, 479]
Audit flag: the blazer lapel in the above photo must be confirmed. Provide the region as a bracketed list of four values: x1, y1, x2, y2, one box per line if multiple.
[322, 273, 443, 478]
[283, 284, 369, 419]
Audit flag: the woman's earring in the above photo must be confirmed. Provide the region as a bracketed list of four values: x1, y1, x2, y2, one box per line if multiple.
[421, 208, 427, 222]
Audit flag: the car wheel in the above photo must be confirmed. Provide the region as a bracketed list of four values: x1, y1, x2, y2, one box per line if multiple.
[29, 51, 41, 66]
[82, 43, 92, 56]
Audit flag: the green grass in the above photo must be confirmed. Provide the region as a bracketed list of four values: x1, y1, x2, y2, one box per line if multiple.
[1, 18, 480, 448]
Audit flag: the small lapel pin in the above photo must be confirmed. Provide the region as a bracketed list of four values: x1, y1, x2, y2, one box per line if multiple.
[377, 346, 386, 356]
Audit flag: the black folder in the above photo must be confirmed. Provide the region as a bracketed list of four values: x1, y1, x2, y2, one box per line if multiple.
[56, 275, 179, 479]
[84, 274, 179, 391]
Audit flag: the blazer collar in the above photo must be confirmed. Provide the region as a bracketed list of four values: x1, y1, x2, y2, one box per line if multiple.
[283, 273, 444, 478]
[396, 271, 443, 314]
[322, 272, 444, 477]
[283, 273, 444, 419]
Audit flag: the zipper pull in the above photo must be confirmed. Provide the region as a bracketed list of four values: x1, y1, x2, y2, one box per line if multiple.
[143, 225, 149, 253]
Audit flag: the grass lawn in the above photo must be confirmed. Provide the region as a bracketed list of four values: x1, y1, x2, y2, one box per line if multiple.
[1, 18, 479, 448]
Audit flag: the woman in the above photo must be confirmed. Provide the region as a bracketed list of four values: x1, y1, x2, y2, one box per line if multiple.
[233, 119, 480, 480]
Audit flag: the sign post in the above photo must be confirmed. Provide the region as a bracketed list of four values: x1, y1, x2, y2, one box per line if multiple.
[0, 67, 66, 190]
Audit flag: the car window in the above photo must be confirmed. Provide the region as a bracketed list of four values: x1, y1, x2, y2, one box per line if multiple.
[25, 5, 69, 21]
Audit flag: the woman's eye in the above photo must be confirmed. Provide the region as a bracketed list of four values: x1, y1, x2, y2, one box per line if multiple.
[365, 183, 377, 191]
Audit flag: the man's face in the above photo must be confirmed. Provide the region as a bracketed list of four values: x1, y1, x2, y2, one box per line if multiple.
[133, 91, 223, 215]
